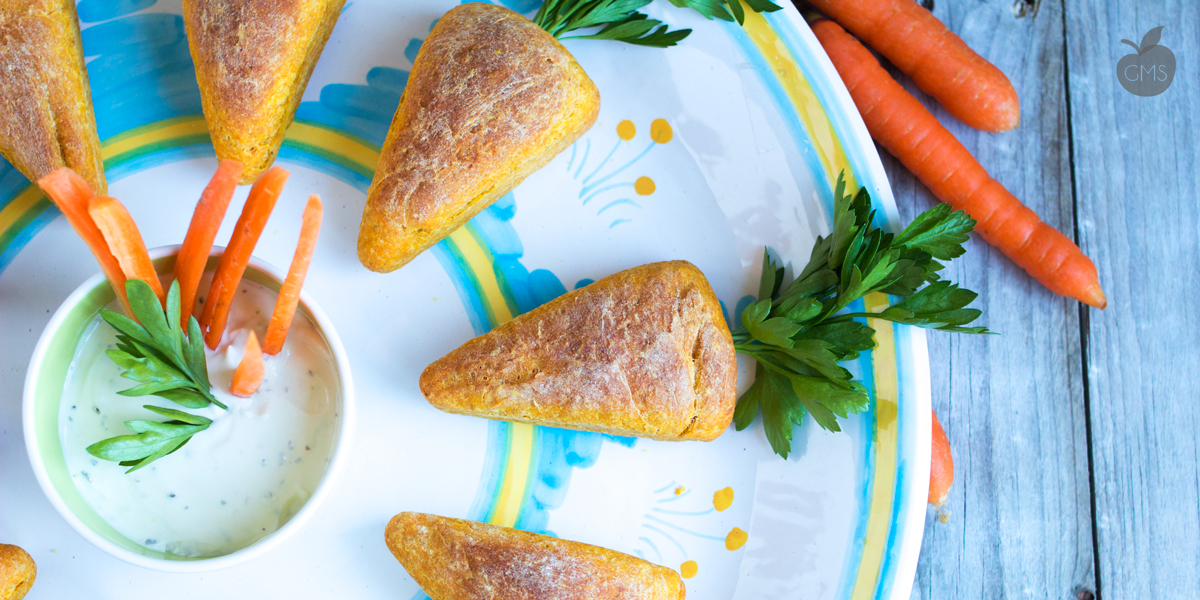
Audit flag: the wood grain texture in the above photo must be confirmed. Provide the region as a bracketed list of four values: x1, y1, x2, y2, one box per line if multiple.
[1064, 1, 1200, 598]
[829, 0, 1099, 597]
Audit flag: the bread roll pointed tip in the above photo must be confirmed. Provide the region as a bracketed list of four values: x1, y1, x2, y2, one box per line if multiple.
[182, 0, 347, 183]
[0, 0, 106, 195]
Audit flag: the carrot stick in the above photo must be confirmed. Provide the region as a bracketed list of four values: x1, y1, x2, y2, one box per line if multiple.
[176, 160, 243, 326]
[199, 166, 289, 348]
[230, 331, 265, 397]
[88, 196, 165, 304]
[37, 168, 132, 315]
[263, 195, 322, 355]
[806, 0, 1019, 133]
[929, 408, 953, 506]
[929, 408, 953, 522]
[811, 20, 1106, 308]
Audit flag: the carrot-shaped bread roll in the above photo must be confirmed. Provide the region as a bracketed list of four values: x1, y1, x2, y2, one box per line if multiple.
[386, 513, 685, 600]
[182, 0, 345, 183]
[0, 0, 106, 194]
[0, 544, 35, 600]
[420, 261, 736, 441]
[357, 3, 600, 273]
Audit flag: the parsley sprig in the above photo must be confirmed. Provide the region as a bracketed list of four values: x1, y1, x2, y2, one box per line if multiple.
[534, 0, 782, 47]
[87, 279, 223, 472]
[733, 173, 988, 458]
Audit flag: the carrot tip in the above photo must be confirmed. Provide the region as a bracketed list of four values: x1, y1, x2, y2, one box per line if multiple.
[230, 331, 265, 397]
[1080, 284, 1107, 310]
[935, 504, 951, 523]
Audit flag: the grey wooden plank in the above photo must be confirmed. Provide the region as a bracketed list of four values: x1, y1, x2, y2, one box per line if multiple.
[1064, 1, 1200, 598]
[841, 0, 1098, 598]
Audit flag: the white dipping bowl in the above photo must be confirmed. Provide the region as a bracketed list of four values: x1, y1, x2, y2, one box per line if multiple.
[23, 246, 354, 572]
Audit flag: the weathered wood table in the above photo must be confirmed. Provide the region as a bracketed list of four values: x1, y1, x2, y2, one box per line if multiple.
[849, 1, 1199, 598]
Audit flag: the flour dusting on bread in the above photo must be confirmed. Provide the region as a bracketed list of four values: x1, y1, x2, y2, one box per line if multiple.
[386, 512, 686, 600]
[420, 261, 737, 441]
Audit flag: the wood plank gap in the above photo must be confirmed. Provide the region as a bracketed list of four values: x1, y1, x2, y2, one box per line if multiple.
[1059, 4, 1103, 600]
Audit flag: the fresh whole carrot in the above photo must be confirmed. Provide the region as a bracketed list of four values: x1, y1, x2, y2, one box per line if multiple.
[37, 168, 133, 315]
[812, 20, 1106, 308]
[806, 0, 1019, 133]
[263, 195, 323, 356]
[200, 166, 289, 348]
[230, 331, 265, 397]
[175, 159, 243, 325]
[929, 408, 953, 508]
[88, 196, 165, 305]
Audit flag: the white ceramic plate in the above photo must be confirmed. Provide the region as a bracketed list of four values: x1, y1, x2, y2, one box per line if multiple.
[0, 1, 929, 598]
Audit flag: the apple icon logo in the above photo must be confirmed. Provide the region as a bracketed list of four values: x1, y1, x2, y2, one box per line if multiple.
[1117, 26, 1175, 97]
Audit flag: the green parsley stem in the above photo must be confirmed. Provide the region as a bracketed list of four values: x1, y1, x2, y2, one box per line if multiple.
[820, 312, 880, 323]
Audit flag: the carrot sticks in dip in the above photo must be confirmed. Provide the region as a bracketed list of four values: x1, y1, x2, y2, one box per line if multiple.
[264, 195, 323, 356]
[176, 160, 242, 323]
[200, 166, 288, 348]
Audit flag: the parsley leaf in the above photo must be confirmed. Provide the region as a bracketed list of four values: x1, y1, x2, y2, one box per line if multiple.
[569, 13, 692, 47]
[87, 406, 212, 473]
[892, 203, 975, 260]
[101, 281, 222, 409]
[535, 0, 782, 47]
[88, 279, 224, 473]
[876, 281, 988, 333]
[732, 172, 989, 457]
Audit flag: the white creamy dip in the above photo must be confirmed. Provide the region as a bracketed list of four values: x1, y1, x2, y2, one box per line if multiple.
[59, 276, 339, 557]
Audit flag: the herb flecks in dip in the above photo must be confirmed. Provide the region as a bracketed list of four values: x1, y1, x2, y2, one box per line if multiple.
[59, 277, 338, 557]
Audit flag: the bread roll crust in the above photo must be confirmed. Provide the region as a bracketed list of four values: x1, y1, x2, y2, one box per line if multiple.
[0, 544, 35, 600]
[420, 261, 737, 441]
[357, 3, 600, 272]
[386, 512, 685, 600]
[0, 0, 106, 194]
[183, 0, 345, 183]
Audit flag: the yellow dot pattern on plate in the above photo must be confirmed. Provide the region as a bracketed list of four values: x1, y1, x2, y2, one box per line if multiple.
[650, 118, 673, 144]
[713, 487, 734, 511]
[617, 119, 636, 140]
[725, 527, 748, 551]
[680, 560, 698, 579]
[635, 176, 656, 196]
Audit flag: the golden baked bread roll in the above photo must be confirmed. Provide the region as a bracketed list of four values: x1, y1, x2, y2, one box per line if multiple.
[420, 261, 737, 441]
[182, 0, 345, 183]
[0, 0, 106, 194]
[386, 512, 685, 600]
[357, 3, 600, 273]
[0, 544, 35, 600]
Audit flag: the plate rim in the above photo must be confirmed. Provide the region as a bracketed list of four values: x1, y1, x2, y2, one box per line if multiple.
[760, 6, 933, 600]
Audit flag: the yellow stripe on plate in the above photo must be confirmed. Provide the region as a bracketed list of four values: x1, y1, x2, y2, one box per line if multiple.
[286, 121, 382, 172]
[0, 186, 46, 235]
[101, 117, 209, 160]
[446, 226, 535, 528]
[447, 228, 513, 327]
[851, 292, 901, 600]
[738, 5, 858, 190]
[491, 422, 535, 527]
